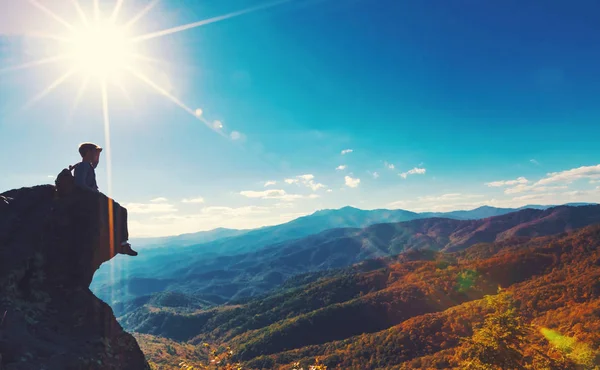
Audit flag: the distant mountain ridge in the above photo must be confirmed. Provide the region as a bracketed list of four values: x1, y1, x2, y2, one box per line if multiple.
[130, 203, 598, 249]
[93, 202, 596, 289]
[131, 227, 249, 249]
[101, 205, 600, 313]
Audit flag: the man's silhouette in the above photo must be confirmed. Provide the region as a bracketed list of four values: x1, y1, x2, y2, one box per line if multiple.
[72, 142, 101, 192]
[72, 142, 137, 257]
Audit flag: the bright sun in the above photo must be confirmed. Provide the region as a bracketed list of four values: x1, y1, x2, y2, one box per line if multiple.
[66, 20, 134, 81]
[2, 0, 290, 196]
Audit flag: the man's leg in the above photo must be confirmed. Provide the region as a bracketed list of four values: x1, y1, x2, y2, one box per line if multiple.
[113, 200, 137, 256]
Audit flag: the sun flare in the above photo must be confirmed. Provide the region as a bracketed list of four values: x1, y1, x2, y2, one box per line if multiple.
[2, 0, 291, 197]
[65, 20, 135, 81]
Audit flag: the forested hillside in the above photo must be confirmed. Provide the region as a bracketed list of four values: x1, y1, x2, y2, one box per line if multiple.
[133, 223, 600, 369]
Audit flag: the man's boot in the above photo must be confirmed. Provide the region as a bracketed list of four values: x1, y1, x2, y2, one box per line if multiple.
[120, 241, 138, 256]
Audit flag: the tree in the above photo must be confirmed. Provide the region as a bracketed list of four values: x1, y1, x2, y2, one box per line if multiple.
[453, 290, 528, 369]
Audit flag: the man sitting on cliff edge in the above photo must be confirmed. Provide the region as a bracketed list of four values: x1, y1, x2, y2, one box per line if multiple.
[71, 142, 138, 257]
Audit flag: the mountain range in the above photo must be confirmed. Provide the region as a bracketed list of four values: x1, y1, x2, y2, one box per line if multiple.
[131, 221, 600, 369]
[91, 203, 595, 293]
[103, 204, 600, 317]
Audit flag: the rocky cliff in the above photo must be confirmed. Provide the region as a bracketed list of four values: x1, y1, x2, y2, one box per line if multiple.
[0, 185, 149, 369]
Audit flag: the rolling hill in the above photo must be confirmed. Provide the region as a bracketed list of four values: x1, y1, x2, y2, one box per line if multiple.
[130, 221, 600, 369]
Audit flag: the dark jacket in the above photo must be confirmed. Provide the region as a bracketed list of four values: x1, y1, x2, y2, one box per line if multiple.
[73, 162, 99, 192]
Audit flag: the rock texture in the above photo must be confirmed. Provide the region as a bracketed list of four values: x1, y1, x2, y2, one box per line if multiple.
[0, 185, 149, 370]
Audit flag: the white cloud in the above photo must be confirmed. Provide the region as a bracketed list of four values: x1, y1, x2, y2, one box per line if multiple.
[530, 159, 539, 165]
[308, 194, 320, 199]
[264, 180, 277, 187]
[410, 193, 484, 204]
[327, 189, 333, 193]
[182, 197, 205, 204]
[491, 165, 600, 194]
[385, 162, 395, 170]
[125, 202, 177, 214]
[239, 189, 304, 202]
[536, 164, 600, 186]
[400, 167, 426, 179]
[195, 108, 203, 117]
[341, 149, 353, 155]
[345, 175, 360, 188]
[387, 179, 600, 214]
[150, 197, 168, 203]
[485, 177, 529, 187]
[504, 185, 568, 195]
[273, 202, 295, 209]
[199, 206, 270, 216]
[284, 174, 326, 191]
[298, 174, 314, 181]
[336, 165, 347, 171]
[389, 193, 489, 212]
[511, 193, 557, 202]
[213, 120, 223, 130]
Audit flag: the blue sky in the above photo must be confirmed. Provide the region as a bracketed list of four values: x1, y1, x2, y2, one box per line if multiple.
[1, 0, 599, 236]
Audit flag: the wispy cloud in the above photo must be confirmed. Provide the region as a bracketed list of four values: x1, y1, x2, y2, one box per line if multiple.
[511, 193, 557, 202]
[367, 171, 379, 179]
[150, 197, 168, 203]
[384, 161, 395, 170]
[336, 165, 347, 171]
[341, 149, 353, 155]
[345, 175, 360, 188]
[504, 184, 567, 195]
[417, 193, 485, 202]
[490, 164, 600, 194]
[400, 167, 426, 179]
[182, 197, 205, 204]
[327, 189, 333, 193]
[485, 177, 529, 187]
[199, 206, 270, 216]
[389, 193, 485, 211]
[239, 189, 305, 202]
[530, 159, 540, 165]
[264, 180, 277, 187]
[129, 206, 312, 237]
[536, 164, 600, 186]
[125, 202, 178, 214]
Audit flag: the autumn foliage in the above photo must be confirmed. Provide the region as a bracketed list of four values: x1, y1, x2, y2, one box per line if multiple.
[138, 224, 600, 369]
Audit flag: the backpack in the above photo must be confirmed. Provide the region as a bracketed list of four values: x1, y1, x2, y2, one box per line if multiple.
[55, 166, 76, 198]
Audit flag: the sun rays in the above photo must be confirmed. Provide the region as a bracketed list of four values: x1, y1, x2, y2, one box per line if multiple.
[131, 0, 291, 42]
[3, 0, 289, 197]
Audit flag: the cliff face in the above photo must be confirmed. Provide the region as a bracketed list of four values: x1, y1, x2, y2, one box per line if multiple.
[0, 185, 149, 370]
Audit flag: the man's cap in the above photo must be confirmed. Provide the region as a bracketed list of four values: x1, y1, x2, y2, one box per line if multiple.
[78, 142, 103, 157]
